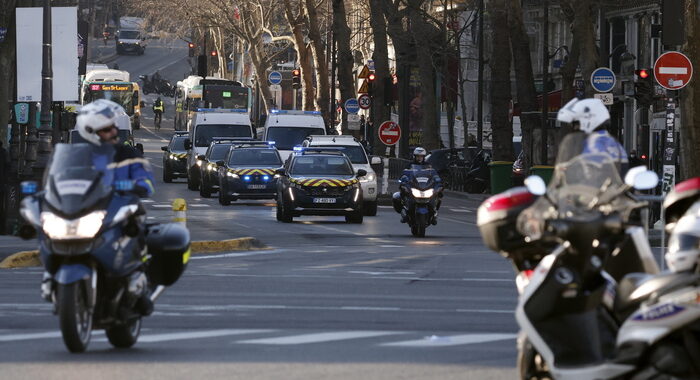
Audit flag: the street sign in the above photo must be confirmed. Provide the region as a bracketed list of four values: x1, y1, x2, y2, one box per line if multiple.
[594, 93, 614, 105]
[344, 98, 360, 114]
[378, 121, 401, 146]
[14, 103, 29, 124]
[367, 59, 375, 71]
[348, 114, 361, 130]
[358, 94, 371, 109]
[358, 65, 370, 79]
[358, 79, 369, 94]
[268, 71, 282, 85]
[590, 67, 616, 93]
[654, 51, 693, 90]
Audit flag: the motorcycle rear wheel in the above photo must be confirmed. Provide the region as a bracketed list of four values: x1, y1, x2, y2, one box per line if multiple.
[57, 282, 93, 353]
[106, 317, 142, 348]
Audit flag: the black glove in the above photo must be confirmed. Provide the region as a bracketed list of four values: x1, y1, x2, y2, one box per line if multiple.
[133, 184, 149, 198]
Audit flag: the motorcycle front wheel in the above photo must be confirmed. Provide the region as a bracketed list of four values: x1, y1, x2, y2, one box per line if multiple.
[517, 338, 551, 380]
[106, 317, 141, 348]
[57, 282, 93, 353]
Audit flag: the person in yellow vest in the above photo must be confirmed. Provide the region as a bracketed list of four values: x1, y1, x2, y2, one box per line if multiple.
[152, 97, 164, 130]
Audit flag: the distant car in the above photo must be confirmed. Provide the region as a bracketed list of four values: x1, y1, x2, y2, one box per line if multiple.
[216, 141, 282, 205]
[275, 147, 366, 223]
[161, 132, 189, 183]
[197, 138, 241, 197]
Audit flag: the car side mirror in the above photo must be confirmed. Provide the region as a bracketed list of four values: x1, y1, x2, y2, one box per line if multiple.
[161, 146, 168, 151]
[197, 154, 205, 161]
[357, 169, 367, 177]
[370, 156, 381, 165]
[216, 160, 225, 166]
[275, 168, 286, 176]
[184, 139, 192, 150]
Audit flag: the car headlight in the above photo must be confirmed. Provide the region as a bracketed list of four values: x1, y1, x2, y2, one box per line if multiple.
[196, 160, 203, 166]
[41, 211, 105, 240]
[411, 188, 434, 198]
[207, 163, 217, 171]
[360, 173, 376, 183]
[169, 154, 176, 160]
[226, 172, 239, 178]
[118, 41, 123, 44]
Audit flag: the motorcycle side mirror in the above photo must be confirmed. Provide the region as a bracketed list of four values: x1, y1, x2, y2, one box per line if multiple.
[216, 160, 225, 166]
[524, 175, 547, 196]
[356, 169, 367, 177]
[138, 75, 146, 80]
[628, 169, 659, 190]
[370, 156, 381, 165]
[20, 181, 38, 195]
[161, 146, 168, 151]
[184, 139, 192, 150]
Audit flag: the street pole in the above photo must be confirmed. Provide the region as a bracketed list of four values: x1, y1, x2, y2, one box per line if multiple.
[330, 32, 337, 125]
[32, 0, 53, 176]
[476, 0, 484, 150]
[540, 0, 549, 165]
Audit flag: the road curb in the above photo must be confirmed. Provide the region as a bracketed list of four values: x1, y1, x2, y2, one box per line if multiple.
[0, 237, 268, 269]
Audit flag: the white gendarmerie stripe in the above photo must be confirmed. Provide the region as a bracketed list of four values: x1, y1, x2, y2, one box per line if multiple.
[381, 333, 516, 347]
[659, 67, 688, 75]
[238, 331, 400, 345]
[96, 329, 273, 343]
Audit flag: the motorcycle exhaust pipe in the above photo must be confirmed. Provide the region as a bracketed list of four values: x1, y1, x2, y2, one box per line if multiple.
[150, 285, 166, 302]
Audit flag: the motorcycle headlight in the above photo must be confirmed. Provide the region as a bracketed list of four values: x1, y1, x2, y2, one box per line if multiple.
[411, 188, 434, 198]
[41, 211, 106, 240]
[360, 173, 376, 183]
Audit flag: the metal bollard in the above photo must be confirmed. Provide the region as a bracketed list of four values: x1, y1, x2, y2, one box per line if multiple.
[172, 198, 187, 226]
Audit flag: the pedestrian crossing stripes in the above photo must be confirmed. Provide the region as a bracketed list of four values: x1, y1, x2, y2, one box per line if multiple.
[0, 329, 515, 347]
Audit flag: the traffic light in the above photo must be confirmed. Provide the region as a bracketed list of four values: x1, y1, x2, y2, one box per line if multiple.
[292, 69, 301, 89]
[188, 42, 196, 57]
[634, 68, 654, 107]
[383, 76, 393, 106]
[367, 72, 376, 95]
[210, 50, 218, 57]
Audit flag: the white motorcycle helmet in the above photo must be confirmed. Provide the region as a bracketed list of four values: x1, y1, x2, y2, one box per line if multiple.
[666, 202, 700, 273]
[413, 147, 427, 157]
[557, 98, 580, 124]
[571, 98, 610, 134]
[76, 99, 124, 145]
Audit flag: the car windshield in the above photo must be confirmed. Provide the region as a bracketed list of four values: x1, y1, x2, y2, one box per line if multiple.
[194, 124, 252, 147]
[290, 156, 353, 176]
[267, 127, 326, 150]
[229, 149, 281, 166]
[119, 30, 140, 39]
[171, 137, 186, 151]
[208, 144, 232, 161]
[312, 145, 367, 164]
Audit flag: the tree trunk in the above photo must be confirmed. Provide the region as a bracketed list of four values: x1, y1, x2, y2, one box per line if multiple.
[368, 0, 391, 151]
[332, 0, 356, 134]
[283, 0, 315, 110]
[681, 0, 700, 178]
[248, 40, 273, 114]
[576, 0, 599, 98]
[305, 0, 331, 122]
[507, 0, 538, 167]
[488, 0, 513, 162]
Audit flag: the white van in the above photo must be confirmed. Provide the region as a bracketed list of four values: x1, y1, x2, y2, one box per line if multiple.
[185, 108, 254, 190]
[258, 110, 326, 162]
[301, 135, 381, 216]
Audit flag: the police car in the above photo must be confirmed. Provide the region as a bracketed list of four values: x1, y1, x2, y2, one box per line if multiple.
[275, 147, 366, 223]
[216, 141, 282, 205]
[196, 138, 246, 197]
[160, 131, 189, 182]
[301, 135, 380, 216]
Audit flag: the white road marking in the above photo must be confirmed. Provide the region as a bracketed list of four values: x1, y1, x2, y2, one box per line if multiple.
[0, 331, 103, 342]
[94, 329, 272, 343]
[239, 331, 400, 345]
[152, 204, 172, 208]
[141, 199, 155, 203]
[378, 205, 393, 209]
[379, 245, 403, 248]
[190, 250, 281, 260]
[381, 333, 516, 347]
[189, 204, 211, 208]
[449, 208, 472, 213]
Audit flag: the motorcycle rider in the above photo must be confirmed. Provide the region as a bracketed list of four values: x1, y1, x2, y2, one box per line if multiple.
[152, 97, 164, 130]
[41, 99, 155, 315]
[393, 147, 442, 223]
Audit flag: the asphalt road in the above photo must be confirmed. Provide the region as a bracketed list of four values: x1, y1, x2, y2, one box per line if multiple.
[0, 43, 520, 379]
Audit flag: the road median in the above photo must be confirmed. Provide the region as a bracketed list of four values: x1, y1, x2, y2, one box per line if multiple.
[0, 237, 268, 269]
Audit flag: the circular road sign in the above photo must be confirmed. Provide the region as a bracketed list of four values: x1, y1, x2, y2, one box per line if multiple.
[344, 98, 360, 114]
[358, 94, 371, 109]
[590, 67, 616, 93]
[654, 51, 693, 90]
[378, 121, 401, 146]
[268, 71, 282, 85]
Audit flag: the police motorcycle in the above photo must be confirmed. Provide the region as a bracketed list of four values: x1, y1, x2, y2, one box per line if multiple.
[18, 144, 190, 353]
[478, 153, 700, 379]
[395, 165, 444, 237]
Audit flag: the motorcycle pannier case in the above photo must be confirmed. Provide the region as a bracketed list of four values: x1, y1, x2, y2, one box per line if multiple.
[477, 187, 536, 255]
[146, 223, 191, 286]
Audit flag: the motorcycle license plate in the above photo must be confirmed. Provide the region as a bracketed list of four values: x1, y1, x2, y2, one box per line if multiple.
[313, 198, 336, 204]
[247, 184, 266, 189]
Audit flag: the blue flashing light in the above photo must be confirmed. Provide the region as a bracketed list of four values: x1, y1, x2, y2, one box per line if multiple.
[243, 175, 251, 182]
[20, 181, 38, 195]
[270, 109, 279, 113]
[269, 110, 321, 115]
[267, 141, 276, 146]
[262, 175, 270, 181]
[293, 146, 304, 152]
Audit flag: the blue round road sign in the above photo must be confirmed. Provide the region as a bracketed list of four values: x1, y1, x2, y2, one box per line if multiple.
[268, 71, 282, 85]
[344, 98, 360, 114]
[590, 67, 616, 93]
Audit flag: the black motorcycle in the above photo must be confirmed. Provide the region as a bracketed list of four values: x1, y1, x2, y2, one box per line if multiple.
[138, 75, 174, 97]
[19, 143, 190, 353]
[396, 165, 443, 237]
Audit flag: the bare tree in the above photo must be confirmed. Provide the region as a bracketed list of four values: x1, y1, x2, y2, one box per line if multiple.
[487, 0, 513, 162]
[282, 0, 315, 110]
[332, 0, 357, 134]
[304, 0, 331, 121]
[368, 0, 391, 149]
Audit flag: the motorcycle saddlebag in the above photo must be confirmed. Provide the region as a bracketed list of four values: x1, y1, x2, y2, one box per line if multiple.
[477, 187, 536, 255]
[146, 223, 191, 286]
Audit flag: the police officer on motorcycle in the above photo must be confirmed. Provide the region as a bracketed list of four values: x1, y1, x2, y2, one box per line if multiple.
[393, 147, 442, 223]
[41, 99, 155, 315]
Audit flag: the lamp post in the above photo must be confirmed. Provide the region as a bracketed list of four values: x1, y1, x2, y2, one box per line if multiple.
[540, 0, 549, 165]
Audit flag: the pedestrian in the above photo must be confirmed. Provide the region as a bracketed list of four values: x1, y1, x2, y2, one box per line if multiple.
[152, 97, 164, 130]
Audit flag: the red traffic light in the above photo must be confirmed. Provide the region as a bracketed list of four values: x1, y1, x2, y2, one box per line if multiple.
[210, 50, 218, 57]
[635, 69, 650, 79]
[188, 42, 195, 49]
[368, 73, 376, 81]
[292, 69, 300, 77]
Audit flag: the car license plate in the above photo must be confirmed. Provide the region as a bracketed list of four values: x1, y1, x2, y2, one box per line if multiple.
[313, 198, 336, 204]
[247, 184, 266, 189]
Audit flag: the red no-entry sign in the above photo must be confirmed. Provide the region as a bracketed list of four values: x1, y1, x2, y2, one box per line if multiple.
[378, 121, 401, 146]
[654, 51, 693, 90]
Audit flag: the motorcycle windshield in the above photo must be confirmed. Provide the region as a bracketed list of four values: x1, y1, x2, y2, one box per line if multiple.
[402, 166, 437, 190]
[44, 144, 113, 217]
